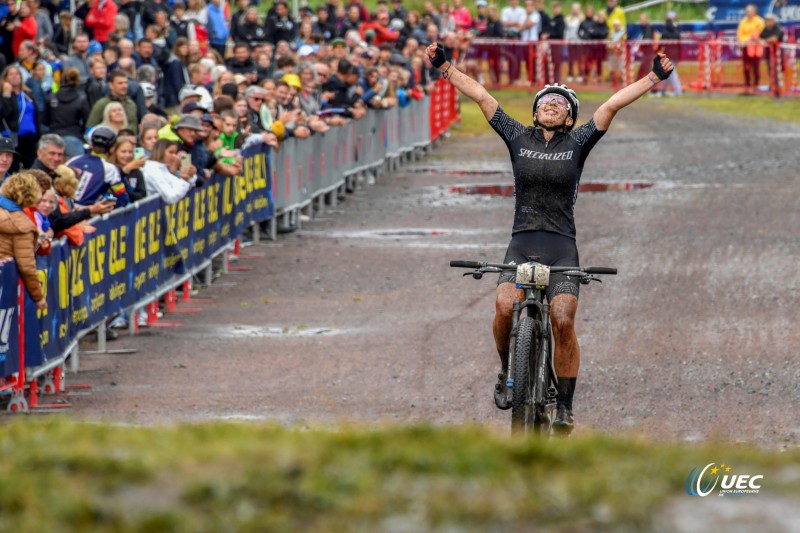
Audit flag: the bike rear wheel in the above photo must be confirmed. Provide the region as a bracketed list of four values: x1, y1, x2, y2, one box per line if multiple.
[510, 316, 541, 434]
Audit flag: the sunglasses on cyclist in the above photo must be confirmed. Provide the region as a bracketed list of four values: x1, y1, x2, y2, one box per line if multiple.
[536, 94, 570, 110]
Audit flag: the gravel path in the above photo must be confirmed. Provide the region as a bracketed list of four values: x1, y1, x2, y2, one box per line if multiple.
[73, 99, 800, 448]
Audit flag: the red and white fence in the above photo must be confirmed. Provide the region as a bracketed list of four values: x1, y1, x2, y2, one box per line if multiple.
[466, 37, 800, 97]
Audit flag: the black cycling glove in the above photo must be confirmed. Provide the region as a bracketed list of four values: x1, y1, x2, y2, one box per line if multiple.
[429, 43, 447, 69]
[652, 54, 673, 80]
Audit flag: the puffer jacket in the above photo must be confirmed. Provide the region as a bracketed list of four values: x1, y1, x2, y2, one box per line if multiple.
[0, 205, 43, 302]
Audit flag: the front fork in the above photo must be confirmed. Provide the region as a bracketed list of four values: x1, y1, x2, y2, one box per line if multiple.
[506, 293, 546, 392]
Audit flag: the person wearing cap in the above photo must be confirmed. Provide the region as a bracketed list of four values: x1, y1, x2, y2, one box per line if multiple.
[359, 11, 400, 46]
[87, 69, 139, 131]
[44, 67, 90, 158]
[0, 137, 17, 182]
[67, 126, 131, 207]
[157, 113, 202, 171]
[265, 1, 297, 46]
[426, 40, 674, 432]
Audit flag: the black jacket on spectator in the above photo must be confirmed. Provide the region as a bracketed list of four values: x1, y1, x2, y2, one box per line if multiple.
[52, 24, 73, 55]
[48, 201, 92, 235]
[265, 15, 297, 45]
[163, 55, 190, 108]
[230, 9, 247, 41]
[321, 74, 358, 116]
[579, 19, 608, 40]
[226, 57, 258, 75]
[141, 0, 169, 28]
[339, 18, 361, 38]
[0, 10, 18, 66]
[484, 19, 504, 38]
[122, 168, 148, 202]
[549, 14, 564, 39]
[118, 0, 141, 31]
[0, 93, 19, 133]
[45, 85, 90, 138]
[85, 77, 107, 109]
[238, 21, 268, 46]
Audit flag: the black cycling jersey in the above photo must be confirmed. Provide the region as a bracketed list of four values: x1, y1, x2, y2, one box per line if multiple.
[489, 107, 606, 239]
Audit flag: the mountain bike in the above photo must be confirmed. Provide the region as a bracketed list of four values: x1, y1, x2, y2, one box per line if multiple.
[450, 259, 616, 435]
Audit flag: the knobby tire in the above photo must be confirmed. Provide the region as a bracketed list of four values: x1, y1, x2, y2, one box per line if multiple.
[511, 316, 541, 434]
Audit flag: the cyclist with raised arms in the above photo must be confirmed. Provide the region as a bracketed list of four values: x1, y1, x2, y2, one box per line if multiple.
[427, 42, 673, 433]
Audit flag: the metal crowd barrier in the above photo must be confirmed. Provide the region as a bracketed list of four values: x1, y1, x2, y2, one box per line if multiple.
[0, 87, 461, 413]
[468, 37, 800, 97]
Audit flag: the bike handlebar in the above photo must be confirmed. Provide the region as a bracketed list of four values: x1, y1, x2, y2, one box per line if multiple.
[449, 260, 483, 269]
[449, 260, 617, 276]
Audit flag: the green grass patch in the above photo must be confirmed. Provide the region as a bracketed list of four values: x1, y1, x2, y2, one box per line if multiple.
[661, 94, 800, 124]
[455, 88, 799, 137]
[0, 418, 797, 531]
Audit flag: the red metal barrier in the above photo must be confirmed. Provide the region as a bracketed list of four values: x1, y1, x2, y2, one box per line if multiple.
[430, 79, 461, 141]
[467, 37, 798, 98]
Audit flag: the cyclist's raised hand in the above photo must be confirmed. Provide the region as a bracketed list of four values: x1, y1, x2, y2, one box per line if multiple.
[652, 53, 674, 80]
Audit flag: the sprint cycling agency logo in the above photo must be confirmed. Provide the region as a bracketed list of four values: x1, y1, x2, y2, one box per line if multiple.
[685, 463, 764, 497]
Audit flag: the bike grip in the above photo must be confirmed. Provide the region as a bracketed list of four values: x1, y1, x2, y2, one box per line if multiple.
[450, 260, 482, 269]
[585, 267, 617, 275]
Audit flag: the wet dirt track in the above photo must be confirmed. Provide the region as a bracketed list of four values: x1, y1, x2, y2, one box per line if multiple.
[74, 101, 800, 448]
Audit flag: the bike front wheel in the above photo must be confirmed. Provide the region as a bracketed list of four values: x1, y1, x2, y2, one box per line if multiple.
[510, 316, 541, 434]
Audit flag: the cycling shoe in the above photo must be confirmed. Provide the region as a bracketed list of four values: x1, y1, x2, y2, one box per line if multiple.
[494, 372, 511, 410]
[553, 405, 574, 435]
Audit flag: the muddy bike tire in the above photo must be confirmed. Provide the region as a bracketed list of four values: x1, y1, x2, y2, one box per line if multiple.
[511, 316, 541, 433]
[532, 326, 554, 435]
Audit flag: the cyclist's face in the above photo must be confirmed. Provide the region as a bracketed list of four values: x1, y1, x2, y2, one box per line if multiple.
[535, 97, 572, 128]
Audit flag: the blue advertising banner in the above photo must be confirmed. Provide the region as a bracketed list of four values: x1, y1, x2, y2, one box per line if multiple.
[0, 262, 20, 377]
[708, 0, 800, 24]
[10, 142, 275, 369]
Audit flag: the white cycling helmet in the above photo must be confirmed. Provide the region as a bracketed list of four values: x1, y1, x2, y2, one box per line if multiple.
[532, 84, 580, 131]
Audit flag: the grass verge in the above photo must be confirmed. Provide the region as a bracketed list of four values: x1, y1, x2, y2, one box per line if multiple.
[0, 418, 797, 531]
[454, 89, 800, 137]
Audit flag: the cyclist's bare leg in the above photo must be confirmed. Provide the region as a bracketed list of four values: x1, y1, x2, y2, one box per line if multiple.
[493, 282, 525, 371]
[550, 293, 579, 429]
[550, 294, 580, 377]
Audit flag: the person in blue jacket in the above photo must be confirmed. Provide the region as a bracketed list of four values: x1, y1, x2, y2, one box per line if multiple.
[207, 0, 230, 58]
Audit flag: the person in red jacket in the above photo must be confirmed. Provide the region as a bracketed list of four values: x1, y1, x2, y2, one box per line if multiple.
[11, 1, 37, 58]
[359, 12, 398, 46]
[85, 0, 118, 45]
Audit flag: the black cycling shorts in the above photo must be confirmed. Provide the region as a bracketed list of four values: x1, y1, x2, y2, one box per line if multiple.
[497, 230, 580, 301]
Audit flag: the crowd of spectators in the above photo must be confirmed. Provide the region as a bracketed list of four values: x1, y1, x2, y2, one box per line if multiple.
[0, 0, 787, 317]
[0, 0, 466, 328]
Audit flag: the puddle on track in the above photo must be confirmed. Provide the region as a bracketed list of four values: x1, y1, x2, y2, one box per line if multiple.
[448, 181, 655, 197]
[210, 325, 351, 338]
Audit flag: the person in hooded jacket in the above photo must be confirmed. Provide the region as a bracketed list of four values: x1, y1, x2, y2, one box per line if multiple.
[0, 171, 47, 309]
[45, 68, 90, 158]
